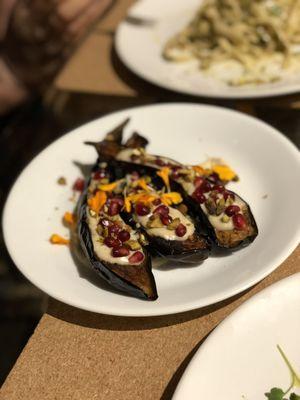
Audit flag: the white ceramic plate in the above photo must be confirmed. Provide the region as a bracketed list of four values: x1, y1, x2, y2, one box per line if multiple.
[173, 273, 300, 399]
[2, 103, 300, 316]
[116, 0, 300, 99]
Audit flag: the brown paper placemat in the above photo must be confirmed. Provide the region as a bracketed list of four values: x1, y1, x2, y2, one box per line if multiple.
[1, 246, 299, 400]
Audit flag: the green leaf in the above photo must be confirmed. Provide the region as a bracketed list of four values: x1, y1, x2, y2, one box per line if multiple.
[265, 388, 286, 400]
[290, 394, 300, 400]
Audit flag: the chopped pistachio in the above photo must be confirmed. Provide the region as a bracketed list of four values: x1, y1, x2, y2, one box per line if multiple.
[216, 198, 226, 216]
[97, 237, 104, 244]
[205, 198, 217, 215]
[139, 233, 149, 246]
[57, 176, 67, 185]
[99, 178, 109, 185]
[146, 215, 163, 228]
[89, 209, 97, 217]
[126, 240, 141, 250]
[167, 217, 181, 230]
[221, 214, 230, 223]
[103, 227, 109, 238]
[96, 225, 103, 236]
[144, 176, 151, 183]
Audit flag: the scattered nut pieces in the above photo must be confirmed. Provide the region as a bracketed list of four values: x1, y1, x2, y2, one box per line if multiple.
[57, 177, 67, 185]
[167, 217, 181, 230]
[221, 214, 230, 223]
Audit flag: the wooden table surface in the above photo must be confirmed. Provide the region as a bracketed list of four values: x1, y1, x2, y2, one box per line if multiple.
[1, 1, 300, 399]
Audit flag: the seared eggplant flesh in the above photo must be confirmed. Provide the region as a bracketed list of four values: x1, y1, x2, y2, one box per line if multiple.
[78, 164, 157, 300]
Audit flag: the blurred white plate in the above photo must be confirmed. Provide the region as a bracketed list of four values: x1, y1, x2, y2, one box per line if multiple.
[116, 0, 300, 99]
[2, 103, 300, 316]
[173, 273, 300, 399]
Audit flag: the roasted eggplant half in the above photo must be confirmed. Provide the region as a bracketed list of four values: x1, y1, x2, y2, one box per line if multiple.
[77, 165, 157, 300]
[112, 167, 211, 259]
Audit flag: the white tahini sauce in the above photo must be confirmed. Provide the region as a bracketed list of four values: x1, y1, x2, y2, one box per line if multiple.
[87, 209, 143, 265]
[136, 207, 194, 241]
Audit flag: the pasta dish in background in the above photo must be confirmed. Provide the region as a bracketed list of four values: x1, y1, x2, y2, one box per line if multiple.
[163, 0, 300, 86]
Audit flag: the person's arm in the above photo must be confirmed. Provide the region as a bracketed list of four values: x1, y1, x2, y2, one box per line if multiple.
[0, 0, 112, 115]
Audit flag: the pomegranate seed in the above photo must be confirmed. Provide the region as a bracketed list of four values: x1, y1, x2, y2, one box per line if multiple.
[225, 205, 240, 216]
[111, 197, 124, 207]
[104, 237, 122, 248]
[118, 230, 130, 242]
[194, 176, 204, 188]
[153, 205, 169, 216]
[192, 189, 206, 204]
[176, 223, 187, 237]
[135, 203, 150, 216]
[232, 213, 246, 230]
[208, 172, 220, 184]
[108, 202, 120, 216]
[212, 184, 225, 193]
[155, 158, 166, 166]
[201, 180, 212, 193]
[224, 191, 235, 201]
[93, 169, 106, 180]
[73, 178, 85, 192]
[152, 198, 162, 206]
[129, 251, 144, 264]
[160, 215, 172, 225]
[108, 224, 121, 235]
[112, 246, 130, 257]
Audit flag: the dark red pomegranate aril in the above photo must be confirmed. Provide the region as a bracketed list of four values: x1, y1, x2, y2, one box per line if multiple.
[108, 202, 120, 216]
[194, 176, 204, 188]
[112, 246, 130, 257]
[153, 204, 169, 216]
[225, 205, 240, 216]
[135, 203, 150, 216]
[152, 198, 162, 206]
[232, 213, 246, 230]
[224, 191, 235, 201]
[212, 184, 225, 193]
[93, 169, 106, 180]
[161, 215, 172, 225]
[73, 178, 85, 192]
[201, 180, 212, 193]
[104, 237, 122, 248]
[108, 224, 121, 235]
[111, 197, 124, 207]
[176, 223, 187, 237]
[192, 189, 206, 204]
[129, 251, 144, 264]
[118, 230, 130, 242]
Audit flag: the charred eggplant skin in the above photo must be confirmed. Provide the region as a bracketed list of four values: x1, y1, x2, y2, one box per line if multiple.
[77, 180, 158, 301]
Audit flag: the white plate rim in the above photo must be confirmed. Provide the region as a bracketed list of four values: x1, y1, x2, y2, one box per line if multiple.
[115, 0, 300, 100]
[172, 272, 300, 399]
[2, 103, 300, 316]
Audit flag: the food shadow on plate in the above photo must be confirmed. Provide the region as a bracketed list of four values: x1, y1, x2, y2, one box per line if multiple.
[73, 161, 94, 180]
[151, 250, 207, 271]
